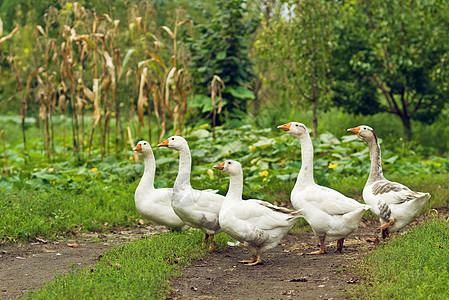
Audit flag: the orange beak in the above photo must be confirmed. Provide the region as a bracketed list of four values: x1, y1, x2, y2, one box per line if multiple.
[157, 139, 169, 147]
[213, 162, 225, 170]
[133, 144, 142, 151]
[347, 126, 361, 134]
[277, 123, 292, 132]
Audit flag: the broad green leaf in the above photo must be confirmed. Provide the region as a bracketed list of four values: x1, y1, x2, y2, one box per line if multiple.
[226, 86, 255, 99]
[216, 51, 226, 60]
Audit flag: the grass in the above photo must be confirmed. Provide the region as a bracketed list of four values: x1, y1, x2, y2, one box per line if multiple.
[23, 230, 232, 299]
[348, 216, 449, 299]
[1, 190, 139, 243]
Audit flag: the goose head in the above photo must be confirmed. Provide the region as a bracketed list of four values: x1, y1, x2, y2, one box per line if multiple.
[133, 140, 153, 155]
[213, 160, 242, 176]
[277, 122, 309, 138]
[157, 136, 188, 151]
[347, 125, 376, 144]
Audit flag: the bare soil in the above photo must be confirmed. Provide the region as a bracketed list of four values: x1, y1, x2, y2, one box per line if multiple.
[0, 222, 380, 300]
[169, 221, 379, 300]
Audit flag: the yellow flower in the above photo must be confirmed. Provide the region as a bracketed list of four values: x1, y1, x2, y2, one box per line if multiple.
[249, 145, 256, 151]
[328, 163, 338, 170]
[258, 170, 268, 177]
[129, 156, 134, 161]
[91, 167, 99, 172]
[207, 169, 214, 180]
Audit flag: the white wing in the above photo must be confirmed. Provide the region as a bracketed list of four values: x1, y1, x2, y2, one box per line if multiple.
[298, 184, 365, 216]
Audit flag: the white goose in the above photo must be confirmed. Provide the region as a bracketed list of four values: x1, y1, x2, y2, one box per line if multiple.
[158, 136, 224, 250]
[213, 160, 303, 266]
[347, 125, 431, 238]
[133, 141, 188, 230]
[278, 122, 369, 254]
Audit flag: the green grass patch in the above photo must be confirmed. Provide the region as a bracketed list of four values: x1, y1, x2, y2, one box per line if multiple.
[23, 230, 232, 299]
[1, 190, 139, 243]
[348, 216, 449, 299]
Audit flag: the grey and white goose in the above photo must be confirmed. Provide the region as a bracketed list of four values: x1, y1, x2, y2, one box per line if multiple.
[347, 125, 431, 239]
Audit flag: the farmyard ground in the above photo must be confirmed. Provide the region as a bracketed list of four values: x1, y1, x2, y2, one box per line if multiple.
[0, 220, 384, 300]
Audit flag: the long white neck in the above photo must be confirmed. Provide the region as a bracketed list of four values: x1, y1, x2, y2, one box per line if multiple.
[226, 170, 244, 201]
[366, 135, 385, 184]
[139, 149, 156, 189]
[293, 133, 315, 189]
[174, 145, 192, 190]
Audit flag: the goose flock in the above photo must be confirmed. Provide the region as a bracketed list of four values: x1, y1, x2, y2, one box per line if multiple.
[133, 123, 431, 265]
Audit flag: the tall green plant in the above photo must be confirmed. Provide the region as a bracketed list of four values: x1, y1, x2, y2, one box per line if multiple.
[187, 0, 258, 115]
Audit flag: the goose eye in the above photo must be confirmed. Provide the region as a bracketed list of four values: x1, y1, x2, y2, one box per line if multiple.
[171, 137, 175, 140]
[295, 124, 299, 127]
[228, 162, 232, 164]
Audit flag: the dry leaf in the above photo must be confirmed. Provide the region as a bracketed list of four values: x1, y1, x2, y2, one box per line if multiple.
[67, 242, 79, 248]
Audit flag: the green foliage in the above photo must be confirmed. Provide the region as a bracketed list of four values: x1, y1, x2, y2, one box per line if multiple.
[187, 0, 259, 114]
[332, 0, 449, 136]
[349, 216, 449, 299]
[254, 0, 337, 136]
[23, 230, 231, 299]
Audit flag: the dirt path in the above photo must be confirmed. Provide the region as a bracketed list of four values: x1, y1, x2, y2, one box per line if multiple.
[0, 225, 168, 299]
[0, 222, 379, 300]
[169, 221, 378, 300]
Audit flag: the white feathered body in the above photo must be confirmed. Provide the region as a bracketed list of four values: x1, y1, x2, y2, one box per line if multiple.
[363, 179, 431, 233]
[172, 184, 224, 235]
[134, 186, 188, 230]
[219, 198, 302, 253]
[292, 183, 368, 241]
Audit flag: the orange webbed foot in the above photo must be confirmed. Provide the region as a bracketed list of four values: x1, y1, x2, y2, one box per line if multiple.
[245, 255, 263, 266]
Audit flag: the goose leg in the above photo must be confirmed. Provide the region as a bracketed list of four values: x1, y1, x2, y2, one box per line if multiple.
[208, 234, 215, 251]
[246, 254, 263, 266]
[239, 255, 257, 264]
[308, 236, 327, 255]
[201, 234, 209, 249]
[335, 238, 344, 253]
[381, 219, 396, 239]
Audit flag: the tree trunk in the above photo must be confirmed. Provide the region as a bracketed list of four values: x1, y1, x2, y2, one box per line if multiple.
[401, 115, 412, 141]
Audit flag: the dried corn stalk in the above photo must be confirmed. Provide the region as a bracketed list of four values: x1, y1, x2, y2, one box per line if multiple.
[210, 75, 225, 139]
